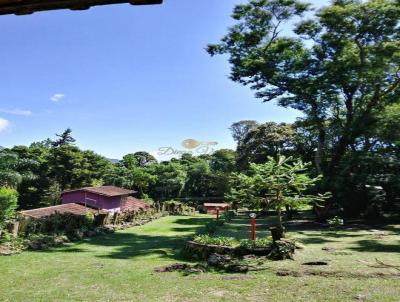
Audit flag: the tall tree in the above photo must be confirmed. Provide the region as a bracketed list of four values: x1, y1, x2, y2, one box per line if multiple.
[208, 0, 400, 188]
[230, 120, 259, 144]
[51, 128, 76, 148]
[236, 122, 295, 168]
[122, 152, 157, 169]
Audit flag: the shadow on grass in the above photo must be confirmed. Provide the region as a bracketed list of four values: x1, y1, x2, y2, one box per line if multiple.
[38, 216, 213, 261]
[172, 217, 213, 226]
[349, 239, 400, 253]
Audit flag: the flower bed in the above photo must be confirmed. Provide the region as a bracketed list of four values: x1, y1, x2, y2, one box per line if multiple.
[183, 235, 273, 260]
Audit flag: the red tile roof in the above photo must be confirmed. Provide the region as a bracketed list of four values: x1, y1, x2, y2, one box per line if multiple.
[203, 203, 230, 208]
[20, 203, 107, 219]
[62, 186, 135, 197]
[121, 197, 150, 212]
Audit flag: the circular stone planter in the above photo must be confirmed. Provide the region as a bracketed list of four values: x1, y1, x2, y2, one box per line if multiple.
[183, 241, 272, 260]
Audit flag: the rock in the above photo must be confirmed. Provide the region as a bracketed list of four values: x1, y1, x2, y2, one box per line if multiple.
[354, 294, 368, 300]
[53, 238, 63, 246]
[184, 267, 205, 274]
[322, 247, 336, 252]
[276, 270, 303, 277]
[154, 263, 206, 274]
[85, 231, 96, 237]
[225, 263, 249, 273]
[222, 275, 250, 280]
[207, 253, 232, 267]
[0, 244, 17, 256]
[267, 239, 296, 260]
[276, 270, 291, 276]
[100, 226, 115, 234]
[28, 242, 41, 250]
[183, 241, 237, 261]
[294, 242, 305, 249]
[154, 263, 188, 273]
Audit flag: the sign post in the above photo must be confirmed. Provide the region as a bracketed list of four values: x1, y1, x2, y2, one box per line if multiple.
[249, 213, 256, 240]
[216, 207, 220, 220]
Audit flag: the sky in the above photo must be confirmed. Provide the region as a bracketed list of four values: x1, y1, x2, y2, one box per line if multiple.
[0, 0, 329, 159]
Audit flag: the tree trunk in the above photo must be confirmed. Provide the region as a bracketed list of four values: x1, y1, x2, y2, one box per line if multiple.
[270, 206, 285, 242]
[309, 101, 326, 175]
[277, 207, 282, 229]
[270, 226, 285, 242]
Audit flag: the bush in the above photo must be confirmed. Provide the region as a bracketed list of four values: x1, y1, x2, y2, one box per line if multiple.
[25, 212, 95, 238]
[239, 238, 272, 249]
[164, 200, 195, 215]
[26, 234, 70, 250]
[204, 220, 224, 234]
[202, 210, 236, 234]
[220, 210, 235, 222]
[0, 187, 18, 231]
[192, 234, 273, 250]
[193, 234, 238, 247]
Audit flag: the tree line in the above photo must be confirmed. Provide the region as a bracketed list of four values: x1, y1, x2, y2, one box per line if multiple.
[0, 128, 236, 209]
[1, 113, 399, 219]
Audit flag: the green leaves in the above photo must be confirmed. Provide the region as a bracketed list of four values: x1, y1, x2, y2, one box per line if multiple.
[209, 0, 400, 212]
[0, 188, 18, 230]
[227, 155, 330, 226]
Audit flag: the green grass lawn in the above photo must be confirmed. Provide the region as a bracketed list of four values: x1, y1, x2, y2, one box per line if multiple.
[1, 214, 399, 302]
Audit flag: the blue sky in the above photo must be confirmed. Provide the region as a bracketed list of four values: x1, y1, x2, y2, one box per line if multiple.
[0, 0, 328, 159]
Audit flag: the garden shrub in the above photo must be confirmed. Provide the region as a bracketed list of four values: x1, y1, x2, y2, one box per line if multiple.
[26, 233, 70, 250]
[239, 238, 272, 249]
[164, 200, 195, 215]
[193, 234, 272, 250]
[0, 188, 18, 232]
[193, 234, 238, 247]
[25, 212, 95, 238]
[220, 210, 235, 222]
[203, 210, 236, 234]
[204, 220, 224, 234]
[114, 208, 162, 225]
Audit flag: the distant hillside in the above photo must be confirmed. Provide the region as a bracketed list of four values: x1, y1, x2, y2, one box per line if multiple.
[107, 158, 120, 164]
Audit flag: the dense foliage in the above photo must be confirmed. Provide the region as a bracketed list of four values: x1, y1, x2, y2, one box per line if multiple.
[0, 188, 18, 231]
[193, 234, 272, 249]
[208, 0, 400, 215]
[228, 156, 330, 229]
[0, 130, 237, 211]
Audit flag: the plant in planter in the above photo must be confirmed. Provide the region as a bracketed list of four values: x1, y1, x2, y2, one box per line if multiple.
[229, 156, 330, 239]
[193, 234, 238, 247]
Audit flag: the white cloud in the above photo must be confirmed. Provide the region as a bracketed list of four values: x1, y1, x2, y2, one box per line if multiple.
[0, 118, 10, 133]
[0, 108, 32, 116]
[50, 93, 65, 102]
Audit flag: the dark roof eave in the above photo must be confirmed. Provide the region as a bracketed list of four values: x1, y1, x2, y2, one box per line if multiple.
[0, 0, 162, 16]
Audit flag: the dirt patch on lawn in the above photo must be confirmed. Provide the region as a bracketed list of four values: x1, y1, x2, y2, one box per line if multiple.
[276, 269, 400, 279]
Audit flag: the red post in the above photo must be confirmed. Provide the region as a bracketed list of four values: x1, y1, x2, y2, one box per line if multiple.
[216, 208, 220, 220]
[250, 216, 256, 240]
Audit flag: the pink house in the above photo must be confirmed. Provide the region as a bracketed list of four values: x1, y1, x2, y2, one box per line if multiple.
[61, 186, 148, 213]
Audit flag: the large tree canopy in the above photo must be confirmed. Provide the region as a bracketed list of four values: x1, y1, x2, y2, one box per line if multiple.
[208, 0, 400, 182]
